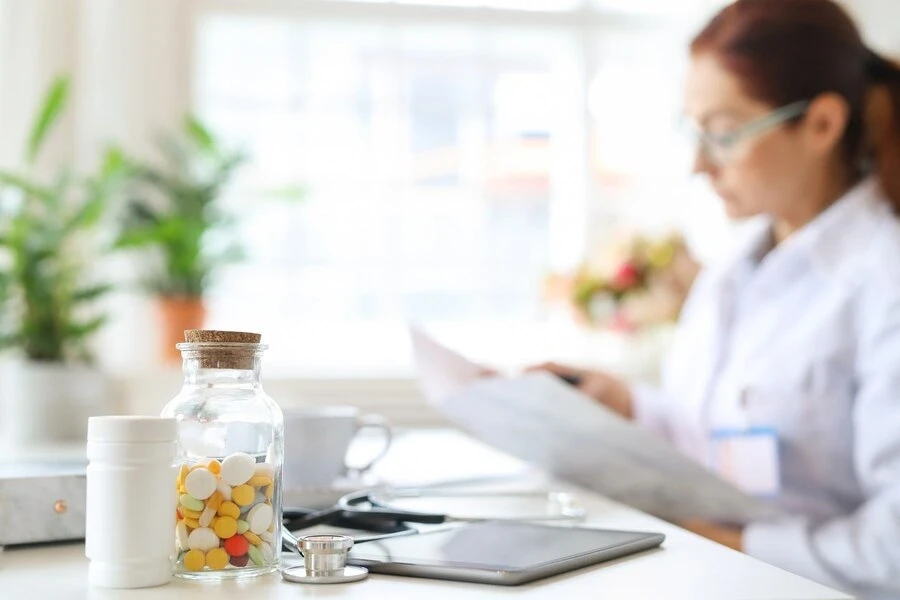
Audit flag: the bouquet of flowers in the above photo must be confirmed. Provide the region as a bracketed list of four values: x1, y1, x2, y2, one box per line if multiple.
[545, 232, 699, 332]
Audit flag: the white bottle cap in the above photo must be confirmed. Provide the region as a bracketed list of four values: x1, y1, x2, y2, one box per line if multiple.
[88, 416, 177, 443]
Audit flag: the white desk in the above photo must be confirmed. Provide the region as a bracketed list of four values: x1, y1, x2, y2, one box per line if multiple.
[0, 430, 849, 599]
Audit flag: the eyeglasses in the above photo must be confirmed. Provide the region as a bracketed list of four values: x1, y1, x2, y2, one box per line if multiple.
[684, 100, 810, 166]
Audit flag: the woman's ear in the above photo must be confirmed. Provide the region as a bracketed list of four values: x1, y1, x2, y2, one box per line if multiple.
[802, 93, 851, 155]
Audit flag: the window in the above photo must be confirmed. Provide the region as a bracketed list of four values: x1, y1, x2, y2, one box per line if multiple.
[193, 0, 726, 374]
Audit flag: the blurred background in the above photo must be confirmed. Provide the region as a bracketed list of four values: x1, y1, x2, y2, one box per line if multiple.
[0, 0, 897, 432]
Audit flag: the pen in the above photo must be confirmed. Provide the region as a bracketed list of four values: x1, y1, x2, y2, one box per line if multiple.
[557, 373, 583, 387]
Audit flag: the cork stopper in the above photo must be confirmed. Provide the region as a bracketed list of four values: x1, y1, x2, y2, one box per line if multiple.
[184, 330, 262, 344]
[180, 330, 263, 369]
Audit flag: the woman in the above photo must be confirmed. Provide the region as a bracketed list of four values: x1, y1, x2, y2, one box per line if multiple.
[535, 1, 900, 597]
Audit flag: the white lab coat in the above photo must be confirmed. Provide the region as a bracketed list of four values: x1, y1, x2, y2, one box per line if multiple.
[632, 177, 900, 599]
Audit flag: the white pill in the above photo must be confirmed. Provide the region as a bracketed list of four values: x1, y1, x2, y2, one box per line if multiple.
[260, 530, 274, 545]
[188, 527, 219, 552]
[184, 468, 216, 500]
[216, 480, 232, 502]
[247, 503, 274, 534]
[221, 453, 255, 486]
[199, 505, 216, 528]
[176, 521, 189, 551]
[254, 462, 275, 479]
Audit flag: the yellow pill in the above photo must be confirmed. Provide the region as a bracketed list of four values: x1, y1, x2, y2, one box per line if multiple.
[183, 517, 201, 530]
[206, 491, 224, 512]
[217, 501, 240, 519]
[214, 516, 238, 539]
[183, 549, 205, 571]
[232, 484, 254, 507]
[247, 476, 273, 488]
[265, 484, 273, 501]
[207, 459, 222, 476]
[243, 531, 261, 546]
[177, 464, 190, 486]
[206, 548, 229, 570]
[181, 508, 203, 520]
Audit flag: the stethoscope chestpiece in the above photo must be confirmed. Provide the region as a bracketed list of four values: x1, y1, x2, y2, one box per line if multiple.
[281, 534, 369, 584]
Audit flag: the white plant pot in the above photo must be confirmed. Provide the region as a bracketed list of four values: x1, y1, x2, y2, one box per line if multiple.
[0, 361, 112, 453]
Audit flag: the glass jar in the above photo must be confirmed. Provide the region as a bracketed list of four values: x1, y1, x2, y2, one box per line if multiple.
[161, 330, 284, 580]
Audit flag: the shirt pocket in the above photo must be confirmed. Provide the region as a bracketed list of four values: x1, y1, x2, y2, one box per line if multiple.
[742, 351, 855, 442]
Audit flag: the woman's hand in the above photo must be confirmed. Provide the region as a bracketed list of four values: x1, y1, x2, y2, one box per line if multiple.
[678, 519, 744, 551]
[525, 362, 634, 420]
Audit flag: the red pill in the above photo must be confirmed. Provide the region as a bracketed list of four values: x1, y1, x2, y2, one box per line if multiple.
[230, 554, 249, 567]
[224, 534, 249, 557]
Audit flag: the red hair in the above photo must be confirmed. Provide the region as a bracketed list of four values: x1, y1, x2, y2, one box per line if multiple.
[692, 0, 900, 211]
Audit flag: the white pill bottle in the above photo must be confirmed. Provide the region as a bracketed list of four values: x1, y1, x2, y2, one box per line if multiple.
[85, 416, 177, 588]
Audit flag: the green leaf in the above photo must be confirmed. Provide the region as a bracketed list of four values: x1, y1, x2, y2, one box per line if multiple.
[115, 227, 163, 249]
[71, 284, 113, 303]
[185, 115, 217, 154]
[0, 170, 54, 201]
[99, 146, 126, 180]
[65, 194, 106, 231]
[27, 76, 70, 165]
[65, 315, 107, 340]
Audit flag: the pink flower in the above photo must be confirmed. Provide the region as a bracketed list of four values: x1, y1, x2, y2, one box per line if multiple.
[612, 262, 640, 290]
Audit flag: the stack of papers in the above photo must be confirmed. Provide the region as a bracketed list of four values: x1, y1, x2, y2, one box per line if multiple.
[411, 327, 782, 523]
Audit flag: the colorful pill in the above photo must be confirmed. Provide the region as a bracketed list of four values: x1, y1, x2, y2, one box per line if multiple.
[230, 554, 249, 568]
[199, 506, 216, 528]
[254, 462, 275, 479]
[177, 464, 190, 486]
[183, 549, 205, 571]
[247, 476, 273, 488]
[181, 508, 202, 520]
[247, 544, 264, 567]
[224, 534, 249, 557]
[236, 520, 250, 534]
[221, 453, 255, 486]
[243, 531, 262, 546]
[176, 521, 189, 551]
[206, 547, 230, 571]
[247, 503, 273, 534]
[183, 517, 201, 530]
[217, 501, 240, 519]
[206, 491, 224, 513]
[185, 468, 217, 500]
[216, 480, 232, 502]
[188, 527, 219, 552]
[232, 484, 254, 507]
[265, 484, 273, 501]
[260, 541, 274, 564]
[179, 494, 204, 512]
[206, 459, 222, 476]
[214, 516, 238, 539]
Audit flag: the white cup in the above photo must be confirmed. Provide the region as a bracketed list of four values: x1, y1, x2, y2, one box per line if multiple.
[283, 406, 392, 489]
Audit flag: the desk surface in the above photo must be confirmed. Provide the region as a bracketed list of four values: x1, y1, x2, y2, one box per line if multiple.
[0, 430, 848, 599]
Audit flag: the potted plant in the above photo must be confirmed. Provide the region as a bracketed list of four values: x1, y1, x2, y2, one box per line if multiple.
[115, 117, 247, 362]
[0, 76, 126, 450]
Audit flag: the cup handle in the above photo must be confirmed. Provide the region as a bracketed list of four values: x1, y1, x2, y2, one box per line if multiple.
[346, 414, 393, 475]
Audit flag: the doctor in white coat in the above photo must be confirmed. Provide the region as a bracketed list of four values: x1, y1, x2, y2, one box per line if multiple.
[535, 1, 900, 598]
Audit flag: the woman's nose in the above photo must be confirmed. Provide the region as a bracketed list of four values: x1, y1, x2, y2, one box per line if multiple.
[692, 146, 715, 176]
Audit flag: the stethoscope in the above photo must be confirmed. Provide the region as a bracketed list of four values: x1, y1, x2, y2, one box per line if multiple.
[281, 486, 587, 551]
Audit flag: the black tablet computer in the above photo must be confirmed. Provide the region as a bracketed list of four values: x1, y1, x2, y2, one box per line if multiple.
[347, 521, 665, 586]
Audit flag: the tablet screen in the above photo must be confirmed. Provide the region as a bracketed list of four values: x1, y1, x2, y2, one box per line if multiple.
[348, 522, 661, 571]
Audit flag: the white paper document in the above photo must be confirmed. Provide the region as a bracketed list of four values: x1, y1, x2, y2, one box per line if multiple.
[411, 328, 783, 523]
